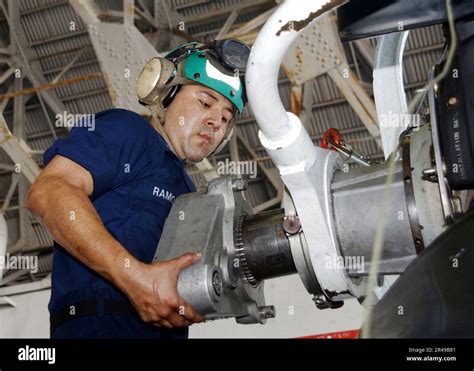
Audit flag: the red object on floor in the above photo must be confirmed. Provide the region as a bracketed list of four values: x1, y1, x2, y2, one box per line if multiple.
[300, 329, 360, 339]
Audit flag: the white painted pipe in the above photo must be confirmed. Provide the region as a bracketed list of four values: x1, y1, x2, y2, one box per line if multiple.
[246, 0, 335, 170]
[0, 213, 8, 285]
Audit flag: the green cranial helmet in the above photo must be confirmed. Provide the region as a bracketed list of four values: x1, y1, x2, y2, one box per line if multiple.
[136, 39, 249, 155]
[166, 41, 247, 113]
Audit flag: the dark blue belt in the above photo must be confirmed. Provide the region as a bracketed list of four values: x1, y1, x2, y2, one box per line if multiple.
[50, 298, 137, 334]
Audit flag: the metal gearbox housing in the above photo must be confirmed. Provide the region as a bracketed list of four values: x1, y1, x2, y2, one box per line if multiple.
[153, 176, 275, 324]
[283, 124, 446, 308]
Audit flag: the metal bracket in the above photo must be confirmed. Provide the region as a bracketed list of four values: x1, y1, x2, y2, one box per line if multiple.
[373, 31, 410, 159]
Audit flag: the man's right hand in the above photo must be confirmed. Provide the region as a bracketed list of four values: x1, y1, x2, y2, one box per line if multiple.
[119, 252, 205, 328]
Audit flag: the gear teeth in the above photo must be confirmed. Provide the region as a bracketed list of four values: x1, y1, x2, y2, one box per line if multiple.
[234, 213, 257, 286]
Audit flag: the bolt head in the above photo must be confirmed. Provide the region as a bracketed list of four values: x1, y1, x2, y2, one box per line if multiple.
[212, 271, 222, 296]
[448, 96, 458, 107]
[231, 178, 247, 192]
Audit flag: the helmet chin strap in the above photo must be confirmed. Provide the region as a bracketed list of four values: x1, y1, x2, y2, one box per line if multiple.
[149, 109, 183, 161]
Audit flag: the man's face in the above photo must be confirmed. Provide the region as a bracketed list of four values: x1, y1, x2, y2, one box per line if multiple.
[163, 84, 234, 163]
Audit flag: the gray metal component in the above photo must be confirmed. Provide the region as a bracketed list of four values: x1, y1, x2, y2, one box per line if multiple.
[307, 149, 369, 299]
[282, 191, 344, 309]
[280, 123, 447, 311]
[373, 31, 410, 160]
[330, 125, 446, 275]
[238, 209, 296, 282]
[331, 160, 417, 275]
[408, 125, 447, 245]
[325, 136, 372, 167]
[402, 137, 425, 253]
[234, 212, 257, 286]
[259, 305, 276, 320]
[282, 213, 301, 235]
[153, 176, 272, 324]
[428, 67, 455, 223]
[282, 191, 322, 296]
[278, 147, 370, 302]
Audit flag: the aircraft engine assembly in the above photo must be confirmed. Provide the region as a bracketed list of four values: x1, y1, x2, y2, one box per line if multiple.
[155, 0, 474, 336]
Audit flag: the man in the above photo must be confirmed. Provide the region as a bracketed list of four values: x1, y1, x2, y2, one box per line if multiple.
[25, 39, 249, 338]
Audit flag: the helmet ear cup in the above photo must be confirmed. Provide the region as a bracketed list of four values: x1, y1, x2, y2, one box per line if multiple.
[136, 57, 176, 106]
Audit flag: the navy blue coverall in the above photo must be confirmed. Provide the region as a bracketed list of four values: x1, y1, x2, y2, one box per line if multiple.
[43, 108, 196, 338]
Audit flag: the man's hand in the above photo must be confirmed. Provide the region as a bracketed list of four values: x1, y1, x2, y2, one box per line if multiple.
[119, 252, 205, 328]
